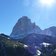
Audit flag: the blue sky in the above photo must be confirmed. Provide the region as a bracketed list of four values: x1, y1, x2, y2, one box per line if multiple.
[0, 0, 56, 35]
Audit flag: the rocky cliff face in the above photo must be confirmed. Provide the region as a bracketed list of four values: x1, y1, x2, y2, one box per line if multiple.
[10, 16, 41, 39]
[10, 16, 56, 38]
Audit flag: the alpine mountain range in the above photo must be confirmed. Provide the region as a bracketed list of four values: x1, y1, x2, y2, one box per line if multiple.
[0, 16, 56, 56]
[11, 16, 56, 38]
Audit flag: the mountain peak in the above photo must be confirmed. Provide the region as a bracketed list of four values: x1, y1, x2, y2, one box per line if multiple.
[18, 16, 30, 22]
[42, 26, 56, 37]
[20, 16, 29, 19]
[10, 16, 41, 39]
[49, 26, 56, 29]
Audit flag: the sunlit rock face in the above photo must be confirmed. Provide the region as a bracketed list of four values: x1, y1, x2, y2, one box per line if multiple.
[10, 16, 41, 39]
[41, 26, 56, 37]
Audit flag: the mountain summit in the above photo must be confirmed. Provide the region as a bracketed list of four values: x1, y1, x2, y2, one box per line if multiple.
[10, 16, 56, 38]
[10, 16, 41, 39]
[42, 26, 56, 37]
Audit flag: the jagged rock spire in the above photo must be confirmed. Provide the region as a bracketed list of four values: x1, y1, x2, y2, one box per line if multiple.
[10, 16, 41, 39]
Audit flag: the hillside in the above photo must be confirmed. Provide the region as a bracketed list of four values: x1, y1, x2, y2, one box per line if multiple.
[0, 34, 33, 56]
